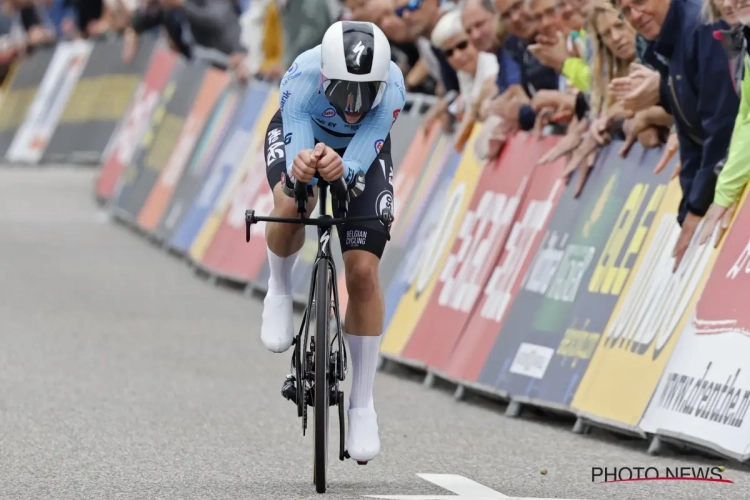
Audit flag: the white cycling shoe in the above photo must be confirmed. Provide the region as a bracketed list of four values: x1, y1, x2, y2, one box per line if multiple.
[260, 294, 295, 353]
[347, 407, 380, 464]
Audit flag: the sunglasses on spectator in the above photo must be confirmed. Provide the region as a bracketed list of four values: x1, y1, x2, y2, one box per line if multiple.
[443, 40, 469, 58]
[396, 0, 424, 17]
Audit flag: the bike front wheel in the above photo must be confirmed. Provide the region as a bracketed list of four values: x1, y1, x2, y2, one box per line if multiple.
[313, 260, 330, 493]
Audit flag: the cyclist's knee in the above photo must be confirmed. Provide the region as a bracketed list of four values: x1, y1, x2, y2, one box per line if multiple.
[343, 251, 380, 303]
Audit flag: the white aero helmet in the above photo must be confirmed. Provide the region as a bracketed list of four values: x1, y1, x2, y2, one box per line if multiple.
[320, 21, 391, 117]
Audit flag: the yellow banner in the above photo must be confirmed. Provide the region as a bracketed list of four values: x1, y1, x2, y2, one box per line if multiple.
[380, 126, 484, 355]
[189, 89, 279, 262]
[571, 177, 719, 425]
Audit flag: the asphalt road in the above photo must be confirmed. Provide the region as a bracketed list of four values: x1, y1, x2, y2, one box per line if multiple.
[1, 167, 749, 500]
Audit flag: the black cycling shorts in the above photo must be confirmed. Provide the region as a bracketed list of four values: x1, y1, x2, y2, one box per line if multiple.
[264, 109, 393, 259]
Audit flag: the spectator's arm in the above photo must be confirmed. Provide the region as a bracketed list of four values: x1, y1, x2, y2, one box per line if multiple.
[405, 58, 430, 90]
[714, 64, 750, 208]
[496, 48, 521, 93]
[688, 27, 741, 217]
[639, 105, 674, 128]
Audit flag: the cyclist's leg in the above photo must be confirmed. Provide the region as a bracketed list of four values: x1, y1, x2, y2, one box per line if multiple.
[261, 109, 318, 353]
[335, 136, 393, 462]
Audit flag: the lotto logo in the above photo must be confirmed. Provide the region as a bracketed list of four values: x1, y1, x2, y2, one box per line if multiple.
[374, 139, 384, 154]
[323, 108, 336, 118]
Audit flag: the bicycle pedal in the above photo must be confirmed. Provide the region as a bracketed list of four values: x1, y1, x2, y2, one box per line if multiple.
[281, 375, 297, 405]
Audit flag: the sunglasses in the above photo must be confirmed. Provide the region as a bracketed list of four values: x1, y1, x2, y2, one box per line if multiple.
[396, 0, 424, 17]
[443, 40, 469, 57]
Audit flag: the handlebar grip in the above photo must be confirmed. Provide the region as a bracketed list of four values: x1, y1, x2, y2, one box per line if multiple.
[330, 177, 349, 201]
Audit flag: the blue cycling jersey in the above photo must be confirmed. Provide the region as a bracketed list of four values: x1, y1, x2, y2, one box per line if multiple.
[278, 46, 407, 186]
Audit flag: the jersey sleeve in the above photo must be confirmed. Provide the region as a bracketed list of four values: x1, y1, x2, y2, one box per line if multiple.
[279, 52, 318, 176]
[340, 63, 406, 184]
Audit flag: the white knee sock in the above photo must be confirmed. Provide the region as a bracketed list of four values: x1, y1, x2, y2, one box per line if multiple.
[346, 332, 382, 410]
[266, 247, 299, 296]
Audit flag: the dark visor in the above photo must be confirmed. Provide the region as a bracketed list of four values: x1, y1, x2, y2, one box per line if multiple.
[324, 80, 383, 114]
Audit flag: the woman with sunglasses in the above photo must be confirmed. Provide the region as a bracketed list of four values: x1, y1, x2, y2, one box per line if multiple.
[431, 9, 499, 149]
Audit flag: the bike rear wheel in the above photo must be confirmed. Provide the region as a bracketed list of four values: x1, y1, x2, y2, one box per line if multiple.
[313, 261, 330, 493]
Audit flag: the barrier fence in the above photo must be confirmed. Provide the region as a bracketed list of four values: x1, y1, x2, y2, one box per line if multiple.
[4, 37, 750, 463]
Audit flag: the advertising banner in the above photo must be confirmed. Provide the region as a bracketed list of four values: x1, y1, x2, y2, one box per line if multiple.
[476, 145, 615, 395]
[115, 61, 206, 222]
[400, 133, 533, 369]
[170, 84, 271, 255]
[333, 120, 442, 314]
[0, 46, 55, 158]
[499, 145, 671, 405]
[198, 108, 278, 282]
[187, 87, 278, 264]
[571, 177, 718, 429]
[380, 127, 484, 357]
[640, 190, 750, 460]
[380, 136, 459, 341]
[444, 137, 566, 384]
[95, 47, 178, 203]
[44, 36, 155, 164]
[7, 40, 93, 164]
[137, 68, 229, 235]
[159, 83, 243, 245]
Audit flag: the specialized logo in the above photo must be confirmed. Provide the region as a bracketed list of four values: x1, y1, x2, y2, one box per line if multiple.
[266, 128, 285, 165]
[352, 40, 365, 67]
[374, 139, 384, 154]
[280, 90, 291, 112]
[320, 231, 331, 255]
[323, 108, 336, 118]
[376, 190, 394, 218]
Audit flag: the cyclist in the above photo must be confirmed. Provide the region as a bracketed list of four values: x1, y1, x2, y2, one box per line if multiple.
[260, 21, 406, 464]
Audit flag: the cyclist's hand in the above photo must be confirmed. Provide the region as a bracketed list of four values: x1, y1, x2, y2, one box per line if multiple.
[292, 149, 318, 183]
[314, 143, 344, 182]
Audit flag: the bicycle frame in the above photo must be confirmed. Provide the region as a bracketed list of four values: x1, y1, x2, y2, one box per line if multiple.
[245, 177, 393, 480]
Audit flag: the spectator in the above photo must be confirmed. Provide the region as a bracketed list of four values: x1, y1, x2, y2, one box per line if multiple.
[395, 0, 462, 131]
[277, 0, 334, 70]
[123, 0, 248, 80]
[615, 0, 738, 272]
[490, 0, 559, 131]
[460, 0, 521, 97]
[431, 8, 499, 150]
[241, 0, 284, 79]
[698, 0, 750, 247]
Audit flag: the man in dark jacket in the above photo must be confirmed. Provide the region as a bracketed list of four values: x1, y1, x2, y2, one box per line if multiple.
[618, 0, 740, 270]
[493, 0, 560, 130]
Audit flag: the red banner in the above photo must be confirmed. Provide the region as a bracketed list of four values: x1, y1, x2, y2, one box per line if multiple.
[693, 195, 750, 336]
[400, 134, 535, 369]
[443, 135, 567, 382]
[95, 48, 178, 201]
[199, 150, 272, 282]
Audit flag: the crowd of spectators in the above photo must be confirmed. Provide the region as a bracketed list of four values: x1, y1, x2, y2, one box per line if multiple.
[0, 0, 748, 266]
